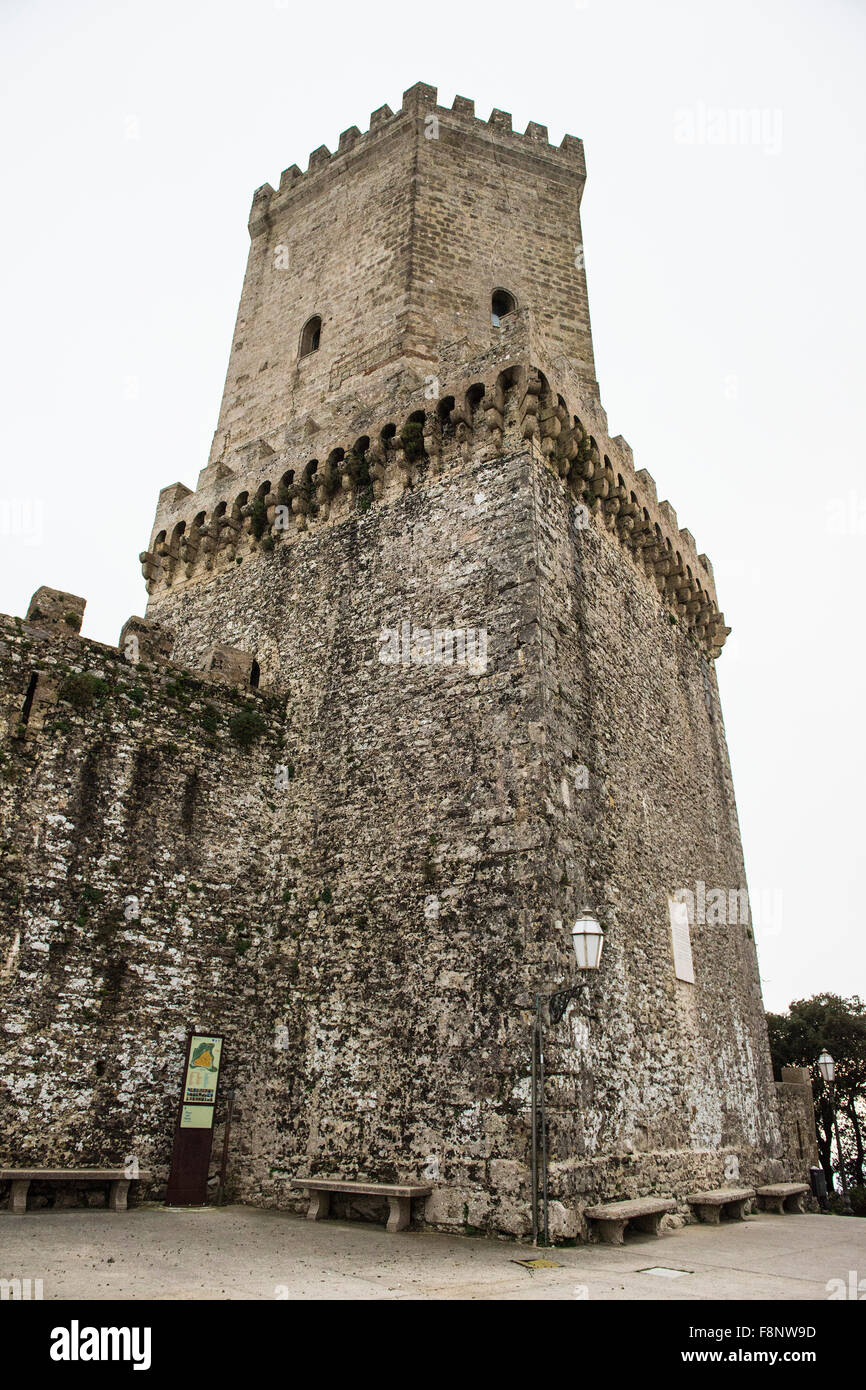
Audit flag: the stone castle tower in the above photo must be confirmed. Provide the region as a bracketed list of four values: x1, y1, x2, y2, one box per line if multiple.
[0, 85, 806, 1236]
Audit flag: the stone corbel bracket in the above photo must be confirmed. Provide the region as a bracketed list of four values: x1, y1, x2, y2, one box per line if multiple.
[144, 360, 729, 659]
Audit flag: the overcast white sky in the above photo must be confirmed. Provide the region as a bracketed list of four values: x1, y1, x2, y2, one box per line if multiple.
[1, 0, 863, 1013]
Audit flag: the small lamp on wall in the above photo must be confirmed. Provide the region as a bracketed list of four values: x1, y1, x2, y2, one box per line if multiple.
[570, 912, 604, 971]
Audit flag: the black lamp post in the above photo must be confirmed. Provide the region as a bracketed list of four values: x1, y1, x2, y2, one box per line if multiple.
[817, 1050, 853, 1215]
[530, 913, 604, 1246]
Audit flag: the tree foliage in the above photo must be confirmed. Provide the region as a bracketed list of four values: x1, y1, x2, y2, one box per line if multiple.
[767, 993, 866, 1200]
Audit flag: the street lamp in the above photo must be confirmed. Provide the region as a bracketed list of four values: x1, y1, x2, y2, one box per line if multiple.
[530, 913, 604, 1246]
[817, 1050, 853, 1215]
[571, 912, 605, 970]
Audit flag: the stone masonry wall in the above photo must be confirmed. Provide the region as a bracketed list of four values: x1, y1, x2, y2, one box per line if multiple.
[1, 406, 799, 1232]
[1, 429, 554, 1233]
[204, 82, 594, 477]
[212, 104, 418, 467]
[2, 375, 801, 1237]
[0, 615, 284, 1205]
[775, 1067, 820, 1174]
[0, 84, 806, 1235]
[147, 424, 550, 1233]
[141, 386, 789, 1234]
[523, 436, 788, 1235]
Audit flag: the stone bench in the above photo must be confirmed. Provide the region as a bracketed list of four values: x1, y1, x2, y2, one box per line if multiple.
[291, 1178, 433, 1233]
[756, 1183, 809, 1214]
[584, 1197, 677, 1245]
[685, 1187, 756, 1224]
[0, 1168, 152, 1215]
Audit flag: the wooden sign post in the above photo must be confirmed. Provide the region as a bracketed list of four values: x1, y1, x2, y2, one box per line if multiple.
[165, 1032, 225, 1206]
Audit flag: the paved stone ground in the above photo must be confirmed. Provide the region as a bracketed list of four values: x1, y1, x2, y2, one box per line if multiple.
[2, 1206, 864, 1300]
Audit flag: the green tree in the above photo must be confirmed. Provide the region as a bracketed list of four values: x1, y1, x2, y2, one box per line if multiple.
[767, 994, 866, 1197]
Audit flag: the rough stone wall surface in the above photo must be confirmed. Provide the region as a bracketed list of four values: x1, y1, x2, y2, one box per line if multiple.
[213, 114, 418, 466]
[3, 421, 787, 1235]
[0, 617, 286, 1204]
[410, 94, 595, 388]
[142, 372, 786, 1224]
[775, 1070, 820, 1174]
[144, 432, 551, 1233]
[202, 82, 594, 480]
[0, 88, 795, 1238]
[525, 451, 786, 1223]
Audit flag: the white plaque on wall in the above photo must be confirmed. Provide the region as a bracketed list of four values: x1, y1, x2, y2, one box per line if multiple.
[669, 897, 696, 983]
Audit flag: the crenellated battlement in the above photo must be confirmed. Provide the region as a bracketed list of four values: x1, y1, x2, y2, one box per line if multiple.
[0, 596, 264, 738]
[248, 82, 585, 238]
[214, 84, 596, 469]
[143, 355, 729, 659]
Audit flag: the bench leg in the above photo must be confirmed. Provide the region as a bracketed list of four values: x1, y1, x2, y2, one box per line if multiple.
[108, 1180, 130, 1212]
[783, 1193, 805, 1214]
[594, 1219, 628, 1245]
[758, 1195, 784, 1214]
[633, 1212, 663, 1237]
[386, 1196, 410, 1233]
[306, 1190, 330, 1222]
[723, 1199, 748, 1221]
[9, 1180, 30, 1214]
[693, 1203, 721, 1224]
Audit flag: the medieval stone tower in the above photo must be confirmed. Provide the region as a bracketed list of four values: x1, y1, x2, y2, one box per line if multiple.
[0, 85, 804, 1237]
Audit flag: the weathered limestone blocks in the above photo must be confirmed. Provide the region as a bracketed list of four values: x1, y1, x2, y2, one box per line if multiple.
[119, 616, 174, 665]
[247, 84, 586, 249]
[8, 590, 255, 697]
[422, 1186, 491, 1232]
[0, 608, 283, 1194]
[0, 407, 787, 1235]
[25, 587, 86, 635]
[145, 358, 729, 659]
[775, 1067, 820, 1171]
[203, 644, 258, 688]
[139, 549, 161, 585]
